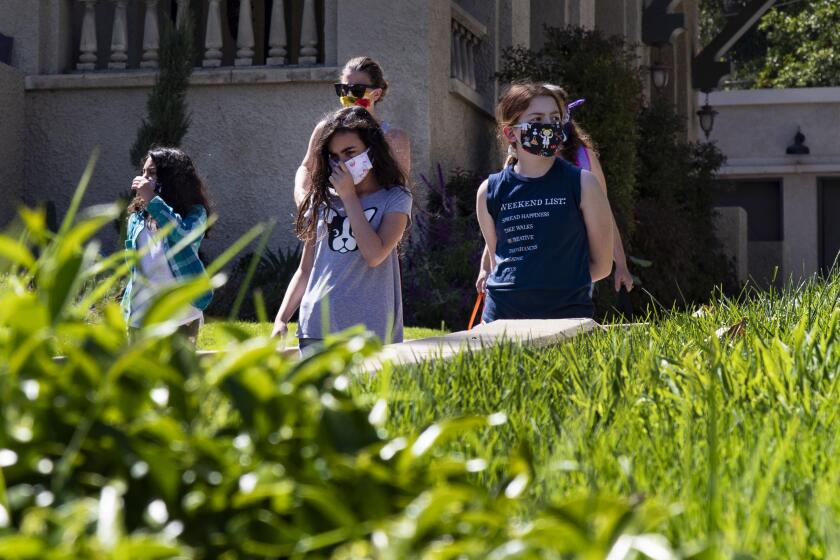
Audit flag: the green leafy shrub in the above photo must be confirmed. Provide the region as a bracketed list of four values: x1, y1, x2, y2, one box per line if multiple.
[629, 99, 733, 309]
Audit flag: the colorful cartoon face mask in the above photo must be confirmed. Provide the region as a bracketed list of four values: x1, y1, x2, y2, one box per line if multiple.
[334, 83, 375, 108]
[331, 149, 374, 184]
[513, 122, 567, 157]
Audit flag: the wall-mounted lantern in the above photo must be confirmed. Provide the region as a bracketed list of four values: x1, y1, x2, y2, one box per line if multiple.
[786, 127, 810, 155]
[649, 46, 671, 91]
[697, 93, 718, 140]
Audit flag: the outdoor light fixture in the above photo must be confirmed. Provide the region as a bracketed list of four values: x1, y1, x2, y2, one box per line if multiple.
[650, 61, 671, 90]
[786, 127, 810, 155]
[649, 46, 671, 91]
[697, 93, 718, 140]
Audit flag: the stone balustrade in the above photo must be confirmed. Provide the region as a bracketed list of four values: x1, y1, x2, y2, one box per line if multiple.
[72, 0, 322, 72]
[450, 2, 486, 92]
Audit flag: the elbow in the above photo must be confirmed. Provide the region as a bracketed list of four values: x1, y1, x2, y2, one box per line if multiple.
[362, 250, 389, 268]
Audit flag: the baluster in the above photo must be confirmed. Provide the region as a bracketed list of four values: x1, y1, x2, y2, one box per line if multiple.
[466, 34, 477, 89]
[235, 0, 255, 66]
[176, 0, 190, 29]
[108, 0, 128, 69]
[266, 0, 287, 65]
[458, 25, 470, 86]
[140, 0, 160, 68]
[451, 23, 462, 80]
[76, 0, 98, 71]
[203, 0, 223, 67]
[298, 0, 318, 64]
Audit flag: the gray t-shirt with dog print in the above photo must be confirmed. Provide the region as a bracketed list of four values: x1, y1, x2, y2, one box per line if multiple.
[298, 186, 412, 343]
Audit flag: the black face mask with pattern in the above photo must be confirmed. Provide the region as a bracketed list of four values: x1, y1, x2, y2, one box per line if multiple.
[515, 122, 566, 157]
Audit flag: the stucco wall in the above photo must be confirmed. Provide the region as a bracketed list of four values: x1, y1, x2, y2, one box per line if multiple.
[433, 0, 498, 178]
[0, 0, 73, 74]
[0, 63, 24, 227]
[707, 88, 840, 164]
[24, 72, 336, 258]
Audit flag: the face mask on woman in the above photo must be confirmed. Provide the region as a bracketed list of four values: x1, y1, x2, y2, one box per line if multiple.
[331, 149, 373, 184]
[512, 122, 567, 157]
[334, 83, 375, 108]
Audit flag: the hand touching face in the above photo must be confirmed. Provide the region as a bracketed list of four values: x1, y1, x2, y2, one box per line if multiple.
[132, 157, 157, 204]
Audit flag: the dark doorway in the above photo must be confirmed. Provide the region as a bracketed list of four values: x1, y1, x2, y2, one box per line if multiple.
[819, 178, 840, 273]
[712, 179, 783, 241]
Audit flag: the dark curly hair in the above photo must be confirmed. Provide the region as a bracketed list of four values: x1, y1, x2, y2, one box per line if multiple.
[295, 107, 409, 243]
[128, 147, 213, 234]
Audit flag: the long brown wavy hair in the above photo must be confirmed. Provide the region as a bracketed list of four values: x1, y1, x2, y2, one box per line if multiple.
[128, 147, 213, 234]
[295, 107, 409, 243]
[543, 84, 596, 164]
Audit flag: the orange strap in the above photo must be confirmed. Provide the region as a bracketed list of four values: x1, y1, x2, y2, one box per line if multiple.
[468, 292, 485, 330]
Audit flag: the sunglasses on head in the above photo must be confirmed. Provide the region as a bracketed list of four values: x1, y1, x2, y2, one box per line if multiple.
[333, 83, 373, 98]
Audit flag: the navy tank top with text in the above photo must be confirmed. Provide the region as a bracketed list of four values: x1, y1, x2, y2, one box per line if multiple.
[483, 158, 593, 320]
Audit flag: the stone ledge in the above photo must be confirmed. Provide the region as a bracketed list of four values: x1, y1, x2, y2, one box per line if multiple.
[25, 65, 340, 91]
[450, 78, 494, 118]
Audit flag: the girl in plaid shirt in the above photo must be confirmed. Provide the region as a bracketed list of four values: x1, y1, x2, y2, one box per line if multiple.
[123, 147, 213, 343]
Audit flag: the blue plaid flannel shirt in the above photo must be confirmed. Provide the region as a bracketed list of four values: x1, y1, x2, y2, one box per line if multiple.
[121, 196, 213, 322]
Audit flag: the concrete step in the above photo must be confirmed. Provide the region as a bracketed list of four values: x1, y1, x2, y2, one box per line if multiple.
[359, 318, 599, 373]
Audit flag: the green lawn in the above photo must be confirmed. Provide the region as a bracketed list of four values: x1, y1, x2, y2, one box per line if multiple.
[350, 273, 840, 557]
[197, 319, 447, 350]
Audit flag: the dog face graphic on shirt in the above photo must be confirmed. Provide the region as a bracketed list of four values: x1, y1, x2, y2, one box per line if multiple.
[325, 207, 377, 253]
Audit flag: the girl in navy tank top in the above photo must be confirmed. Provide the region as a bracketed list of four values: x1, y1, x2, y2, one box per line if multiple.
[475, 83, 615, 321]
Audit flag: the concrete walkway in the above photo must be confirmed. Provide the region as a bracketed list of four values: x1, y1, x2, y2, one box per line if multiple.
[359, 318, 598, 372]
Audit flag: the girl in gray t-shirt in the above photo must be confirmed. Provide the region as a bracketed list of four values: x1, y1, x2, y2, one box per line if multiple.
[272, 107, 413, 348]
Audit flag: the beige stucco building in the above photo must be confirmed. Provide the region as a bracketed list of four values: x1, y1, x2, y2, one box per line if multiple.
[1, 0, 701, 260]
[704, 87, 840, 283]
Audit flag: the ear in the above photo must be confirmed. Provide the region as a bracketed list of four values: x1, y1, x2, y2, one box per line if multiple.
[369, 88, 383, 103]
[502, 125, 517, 143]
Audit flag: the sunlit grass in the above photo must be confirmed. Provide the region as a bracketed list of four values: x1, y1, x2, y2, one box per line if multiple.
[354, 271, 840, 558]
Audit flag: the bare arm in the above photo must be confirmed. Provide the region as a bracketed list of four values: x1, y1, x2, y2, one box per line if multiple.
[341, 193, 409, 268]
[579, 170, 614, 282]
[587, 148, 633, 290]
[272, 241, 315, 337]
[476, 244, 492, 293]
[294, 120, 327, 208]
[476, 179, 497, 266]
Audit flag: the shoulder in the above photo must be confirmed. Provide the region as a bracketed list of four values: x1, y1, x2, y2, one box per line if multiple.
[384, 185, 413, 206]
[187, 204, 208, 220]
[477, 178, 490, 197]
[579, 169, 601, 196]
